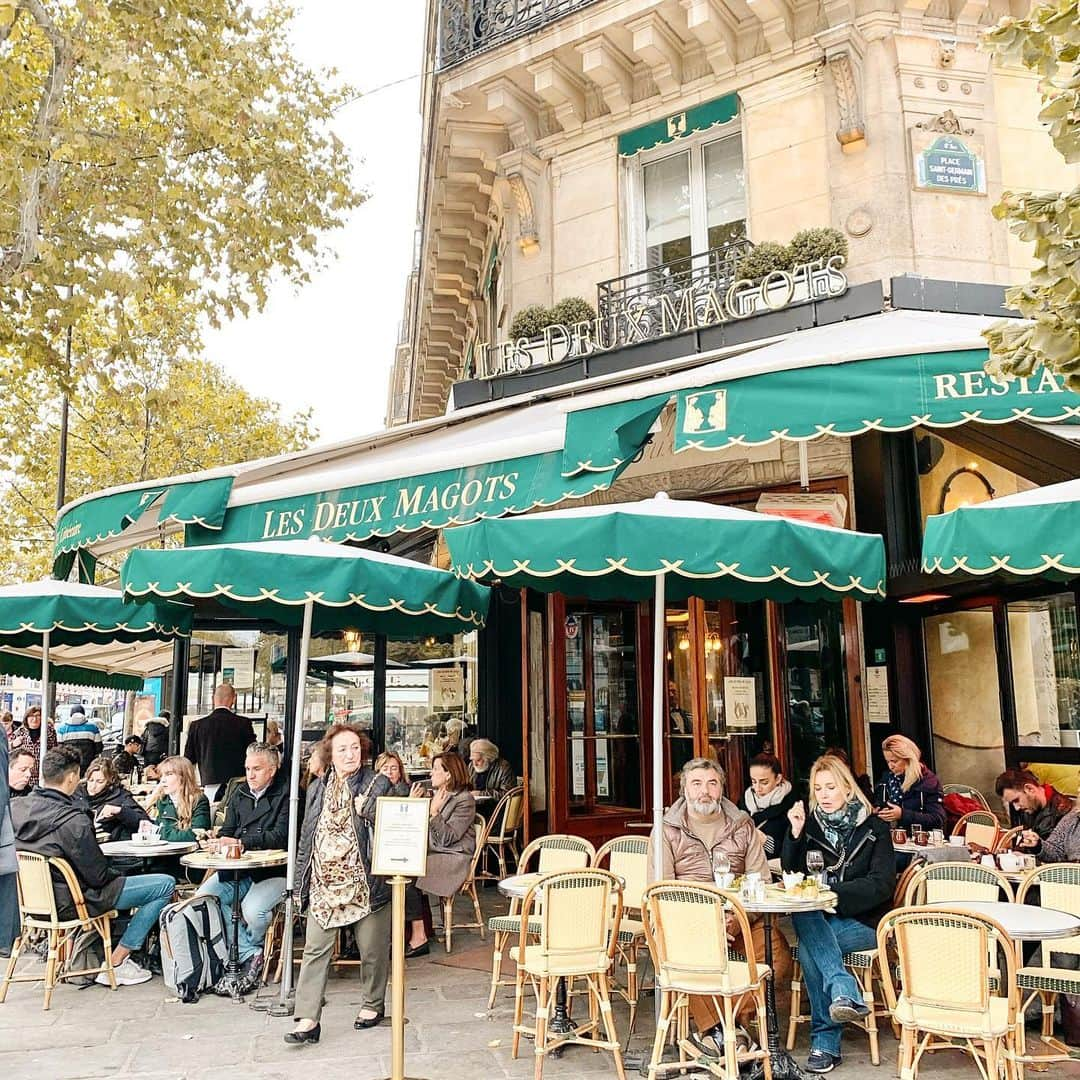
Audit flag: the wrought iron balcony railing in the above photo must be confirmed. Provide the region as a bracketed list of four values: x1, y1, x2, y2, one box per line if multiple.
[596, 238, 753, 349]
[437, 0, 603, 69]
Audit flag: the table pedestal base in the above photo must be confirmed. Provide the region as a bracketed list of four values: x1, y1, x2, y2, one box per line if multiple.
[218, 871, 247, 1003]
[548, 976, 574, 1058]
[748, 915, 806, 1080]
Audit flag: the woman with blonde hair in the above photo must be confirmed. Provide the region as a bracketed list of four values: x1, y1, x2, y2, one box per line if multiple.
[375, 751, 410, 796]
[782, 754, 896, 1073]
[874, 733, 945, 832]
[152, 756, 211, 841]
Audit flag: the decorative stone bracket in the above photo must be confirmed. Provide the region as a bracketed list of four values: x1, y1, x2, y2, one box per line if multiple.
[826, 48, 866, 151]
[499, 149, 544, 255]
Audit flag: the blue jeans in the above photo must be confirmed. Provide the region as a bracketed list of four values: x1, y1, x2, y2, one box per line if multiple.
[791, 911, 877, 1057]
[197, 874, 286, 962]
[114, 874, 176, 952]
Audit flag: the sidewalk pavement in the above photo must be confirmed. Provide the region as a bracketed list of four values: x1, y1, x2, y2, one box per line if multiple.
[0, 893, 1027, 1080]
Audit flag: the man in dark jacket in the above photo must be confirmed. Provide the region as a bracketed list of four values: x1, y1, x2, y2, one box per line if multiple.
[183, 684, 255, 801]
[996, 768, 1073, 850]
[12, 747, 175, 985]
[197, 742, 290, 991]
[140, 714, 169, 767]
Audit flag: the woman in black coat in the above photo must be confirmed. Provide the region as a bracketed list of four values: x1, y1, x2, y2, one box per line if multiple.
[782, 754, 896, 1075]
[874, 734, 946, 832]
[74, 756, 150, 843]
[740, 751, 798, 858]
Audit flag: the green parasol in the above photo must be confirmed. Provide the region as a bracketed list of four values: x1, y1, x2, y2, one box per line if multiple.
[121, 538, 489, 1006]
[445, 493, 885, 885]
[923, 478, 1080, 581]
[0, 580, 192, 774]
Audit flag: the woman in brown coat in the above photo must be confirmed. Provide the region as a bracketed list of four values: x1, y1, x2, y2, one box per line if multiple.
[405, 752, 477, 956]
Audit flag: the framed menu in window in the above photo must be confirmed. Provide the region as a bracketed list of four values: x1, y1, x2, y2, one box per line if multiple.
[372, 798, 429, 878]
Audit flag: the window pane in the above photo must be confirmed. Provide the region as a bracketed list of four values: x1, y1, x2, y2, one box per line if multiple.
[644, 152, 691, 266]
[1008, 593, 1080, 749]
[595, 736, 642, 808]
[593, 610, 638, 735]
[784, 601, 849, 784]
[704, 136, 746, 250]
[703, 601, 772, 751]
[924, 608, 1004, 799]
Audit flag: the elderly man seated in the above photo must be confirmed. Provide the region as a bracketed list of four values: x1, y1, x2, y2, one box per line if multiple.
[196, 742, 289, 993]
[467, 739, 515, 803]
[649, 756, 792, 1061]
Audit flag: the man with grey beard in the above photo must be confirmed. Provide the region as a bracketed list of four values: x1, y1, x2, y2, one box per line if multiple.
[649, 757, 792, 1061]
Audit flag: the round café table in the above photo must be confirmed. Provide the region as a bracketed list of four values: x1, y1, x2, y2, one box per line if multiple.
[181, 849, 289, 1000]
[101, 839, 197, 873]
[722, 885, 839, 1080]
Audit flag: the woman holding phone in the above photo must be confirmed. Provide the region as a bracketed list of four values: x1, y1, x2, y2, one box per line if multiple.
[402, 752, 476, 957]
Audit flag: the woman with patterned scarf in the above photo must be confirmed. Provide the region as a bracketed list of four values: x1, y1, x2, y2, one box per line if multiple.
[286, 724, 392, 1045]
[781, 755, 896, 1074]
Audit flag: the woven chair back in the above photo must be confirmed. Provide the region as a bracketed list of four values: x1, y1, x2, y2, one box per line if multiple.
[895, 910, 994, 1014]
[643, 881, 745, 987]
[595, 836, 649, 910]
[15, 852, 60, 922]
[536, 868, 618, 968]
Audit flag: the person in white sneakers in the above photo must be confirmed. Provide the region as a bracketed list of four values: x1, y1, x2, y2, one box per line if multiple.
[12, 746, 175, 986]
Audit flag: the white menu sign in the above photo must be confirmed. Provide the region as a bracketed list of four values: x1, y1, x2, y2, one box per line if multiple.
[373, 798, 430, 878]
[865, 665, 890, 725]
[724, 677, 758, 731]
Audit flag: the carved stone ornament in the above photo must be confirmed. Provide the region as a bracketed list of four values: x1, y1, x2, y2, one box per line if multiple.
[915, 109, 974, 136]
[827, 50, 866, 151]
[506, 173, 540, 253]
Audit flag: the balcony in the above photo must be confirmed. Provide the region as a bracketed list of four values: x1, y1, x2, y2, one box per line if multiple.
[596, 239, 753, 349]
[437, 0, 603, 70]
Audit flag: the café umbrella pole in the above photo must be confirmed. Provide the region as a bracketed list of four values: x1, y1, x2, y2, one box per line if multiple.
[40, 628, 50, 778]
[651, 573, 665, 1028]
[277, 598, 314, 1010]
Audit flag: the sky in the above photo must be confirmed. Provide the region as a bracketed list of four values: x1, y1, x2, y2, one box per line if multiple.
[201, 0, 427, 447]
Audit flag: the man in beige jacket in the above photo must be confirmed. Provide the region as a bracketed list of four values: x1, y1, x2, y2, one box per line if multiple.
[649, 757, 792, 1059]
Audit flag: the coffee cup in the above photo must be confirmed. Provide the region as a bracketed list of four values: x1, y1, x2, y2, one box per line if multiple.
[892, 828, 908, 846]
[948, 834, 965, 847]
[998, 853, 1021, 872]
[912, 828, 928, 847]
[980, 853, 997, 869]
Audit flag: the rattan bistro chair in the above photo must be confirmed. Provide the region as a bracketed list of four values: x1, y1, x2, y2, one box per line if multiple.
[903, 862, 1014, 905]
[510, 868, 627, 1080]
[951, 812, 1002, 852]
[0, 853, 118, 1010]
[439, 816, 487, 954]
[641, 881, 771, 1080]
[593, 835, 650, 1037]
[1016, 864, 1080, 1056]
[478, 784, 526, 882]
[877, 906, 1020, 1080]
[487, 834, 595, 1008]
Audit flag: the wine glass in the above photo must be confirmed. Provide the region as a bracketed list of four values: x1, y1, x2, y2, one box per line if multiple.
[712, 850, 731, 886]
[806, 850, 825, 883]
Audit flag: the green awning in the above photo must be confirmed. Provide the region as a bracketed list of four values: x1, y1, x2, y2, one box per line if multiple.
[618, 94, 739, 157]
[923, 478, 1080, 580]
[0, 649, 142, 691]
[562, 392, 670, 478]
[54, 475, 234, 572]
[185, 450, 608, 549]
[673, 350, 1080, 452]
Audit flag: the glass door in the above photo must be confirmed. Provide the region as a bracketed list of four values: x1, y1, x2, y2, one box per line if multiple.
[665, 605, 697, 794]
[565, 606, 643, 814]
[782, 600, 850, 785]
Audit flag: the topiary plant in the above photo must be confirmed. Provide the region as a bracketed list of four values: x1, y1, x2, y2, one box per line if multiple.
[550, 296, 597, 326]
[788, 227, 848, 266]
[509, 304, 552, 341]
[736, 241, 794, 281]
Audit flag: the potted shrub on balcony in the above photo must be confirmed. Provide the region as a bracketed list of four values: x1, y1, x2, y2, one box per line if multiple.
[507, 297, 596, 369]
[788, 227, 848, 267]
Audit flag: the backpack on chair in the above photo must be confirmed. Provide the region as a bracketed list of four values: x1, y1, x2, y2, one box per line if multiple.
[158, 893, 229, 1003]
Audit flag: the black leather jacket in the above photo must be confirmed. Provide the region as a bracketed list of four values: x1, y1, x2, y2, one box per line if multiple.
[295, 767, 391, 912]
